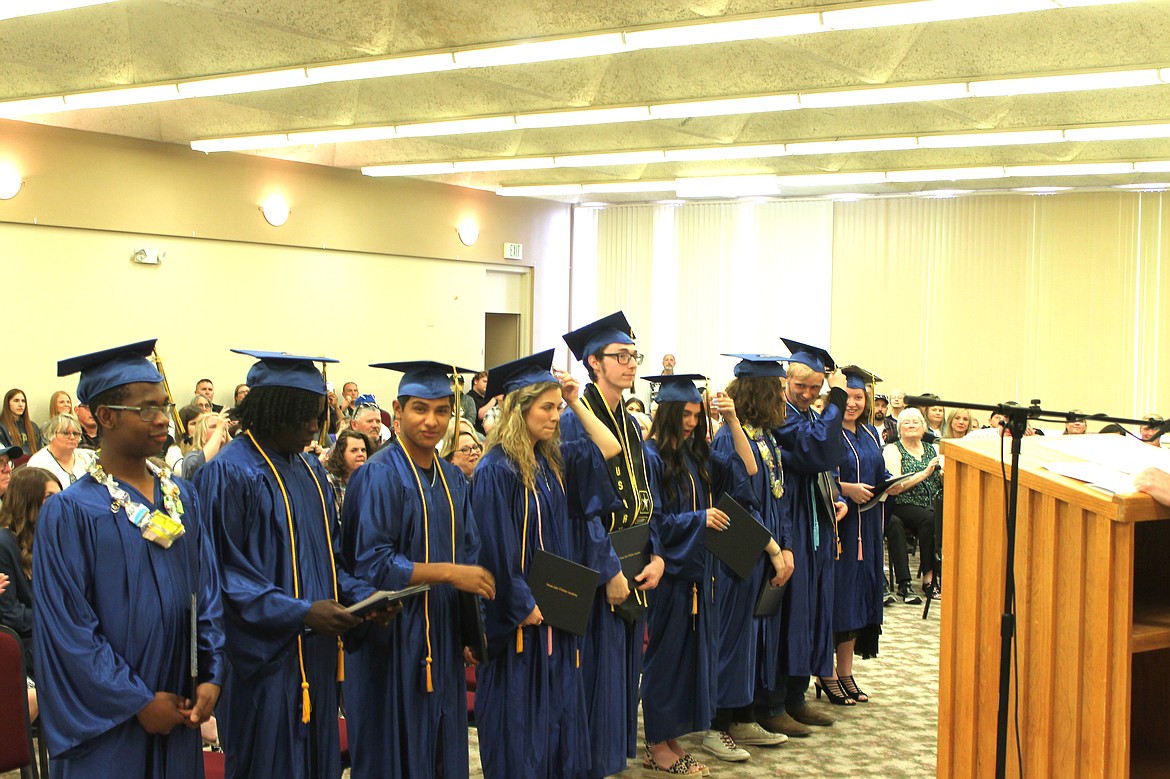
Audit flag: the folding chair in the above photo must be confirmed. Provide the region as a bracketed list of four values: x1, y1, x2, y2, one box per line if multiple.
[0, 625, 40, 779]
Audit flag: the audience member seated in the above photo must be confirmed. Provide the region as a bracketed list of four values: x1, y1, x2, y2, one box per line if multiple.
[76, 403, 100, 450]
[179, 411, 230, 479]
[165, 404, 203, 471]
[27, 413, 94, 487]
[190, 393, 213, 414]
[227, 384, 249, 437]
[1140, 414, 1165, 446]
[918, 394, 945, 441]
[811, 393, 829, 415]
[0, 444, 16, 505]
[0, 466, 62, 680]
[454, 374, 478, 428]
[623, 397, 652, 439]
[47, 390, 73, 419]
[467, 371, 498, 436]
[873, 393, 897, 444]
[1063, 411, 1088, 435]
[338, 381, 360, 420]
[0, 388, 45, 459]
[443, 430, 482, 481]
[323, 429, 372, 515]
[350, 403, 386, 451]
[194, 377, 223, 412]
[883, 408, 943, 602]
[942, 408, 975, 439]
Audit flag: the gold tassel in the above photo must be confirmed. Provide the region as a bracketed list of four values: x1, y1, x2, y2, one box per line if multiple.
[426, 661, 433, 693]
[691, 583, 698, 616]
[301, 681, 312, 724]
[336, 643, 345, 682]
[516, 627, 524, 654]
[576, 649, 580, 668]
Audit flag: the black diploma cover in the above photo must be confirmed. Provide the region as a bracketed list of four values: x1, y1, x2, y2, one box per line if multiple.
[528, 549, 599, 637]
[705, 494, 771, 581]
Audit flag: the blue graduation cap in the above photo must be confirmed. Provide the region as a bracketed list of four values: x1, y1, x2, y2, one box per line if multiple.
[353, 393, 379, 409]
[58, 339, 163, 405]
[486, 349, 559, 399]
[563, 311, 635, 362]
[642, 373, 705, 404]
[841, 365, 883, 391]
[371, 360, 478, 400]
[722, 353, 788, 379]
[780, 338, 836, 373]
[231, 349, 337, 395]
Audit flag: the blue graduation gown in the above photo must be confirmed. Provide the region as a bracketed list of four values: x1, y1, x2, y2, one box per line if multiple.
[833, 424, 890, 635]
[708, 424, 785, 706]
[196, 437, 371, 779]
[340, 443, 480, 779]
[773, 390, 848, 679]
[641, 440, 750, 741]
[470, 439, 617, 779]
[33, 473, 226, 779]
[559, 402, 662, 779]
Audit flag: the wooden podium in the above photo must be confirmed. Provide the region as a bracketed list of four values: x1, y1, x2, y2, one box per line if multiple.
[936, 436, 1170, 778]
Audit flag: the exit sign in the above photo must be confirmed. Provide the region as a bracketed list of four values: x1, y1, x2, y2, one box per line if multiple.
[503, 242, 523, 260]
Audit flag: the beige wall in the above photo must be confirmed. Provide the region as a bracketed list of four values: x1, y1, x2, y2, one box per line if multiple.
[0, 120, 569, 420]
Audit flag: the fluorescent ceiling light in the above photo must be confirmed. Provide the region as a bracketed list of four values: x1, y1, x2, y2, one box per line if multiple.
[664, 144, 788, 162]
[190, 134, 294, 153]
[63, 84, 178, 110]
[362, 162, 457, 177]
[176, 70, 310, 98]
[624, 13, 824, 48]
[885, 166, 1007, 182]
[0, 0, 119, 21]
[454, 157, 556, 173]
[822, 0, 1052, 31]
[918, 129, 1066, 148]
[307, 54, 460, 83]
[1004, 162, 1134, 176]
[453, 33, 629, 68]
[826, 193, 873, 201]
[556, 151, 667, 168]
[786, 137, 919, 155]
[581, 181, 676, 193]
[799, 83, 969, 108]
[0, 96, 67, 118]
[1114, 182, 1170, 190]
[675, 175, 778, 198]
[1064, 123, 1170, 141]
[1014, 186, 1072, 192]
[288, 126, 398, 145]
[495, 184, 584, 197]
[515, 106, 650, 129]
[648, 94, 800, 119]
[394, 116, 519, 138]
[969, 69, 1162, 97]
[919, 189, 973, 198]
[1134, 161, 1170, 172]
[776, 172, 887, 187]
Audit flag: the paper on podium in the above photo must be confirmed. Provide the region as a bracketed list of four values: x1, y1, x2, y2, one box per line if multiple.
[1032, 434, 1170, 494]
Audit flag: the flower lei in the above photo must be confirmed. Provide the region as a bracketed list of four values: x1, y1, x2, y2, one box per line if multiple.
[742, 423, 784, 499]
[88, 455, 186, 547]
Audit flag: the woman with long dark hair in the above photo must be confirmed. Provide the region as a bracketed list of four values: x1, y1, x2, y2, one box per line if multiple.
[702, 355, 793, 762]
[323, 428, 372, 513]
[470, 350, 621, 779]
[0, 388, 45, 457]
[0, 466, 62, 676]
[640, 374, 760, 774]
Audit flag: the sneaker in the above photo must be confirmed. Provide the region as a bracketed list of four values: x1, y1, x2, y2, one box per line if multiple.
[701, 730, 750, 762]
[728, 721, 788, 746]
[898, 583, 923, 605]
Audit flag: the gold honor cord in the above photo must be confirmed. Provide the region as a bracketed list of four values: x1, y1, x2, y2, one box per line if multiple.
[686, 470, 700, 624]
[151, 348, 184, 437]
[516, 491, 529, 654]
[402, 449, 457, 694]
[245, 430, 343, 723]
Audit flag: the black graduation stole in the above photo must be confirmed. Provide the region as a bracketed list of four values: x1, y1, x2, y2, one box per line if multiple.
[580, 384, 654, 622]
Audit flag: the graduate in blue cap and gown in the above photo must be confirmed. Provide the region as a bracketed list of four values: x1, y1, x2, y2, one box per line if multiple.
[640, 372, 766, 772]
[341, 360, 495, 779]
[702, 356, 793, 758]
[559, 312, 666, 779]
[34, 339, 226, 778]
[765, 339, 849, 730]
[470, 350, 622, 779]
[195, 349, 374, 779]
[827, 365, 901, 705]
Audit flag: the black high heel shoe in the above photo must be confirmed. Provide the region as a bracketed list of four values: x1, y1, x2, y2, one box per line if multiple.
[814, 677, 856, 706]
[839, 675, 869, 703]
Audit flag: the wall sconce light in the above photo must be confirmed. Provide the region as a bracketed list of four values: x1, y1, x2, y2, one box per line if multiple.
[457, 218, 479, 246]
[260, 195, 290, 227]
[0, 163, 22, 200]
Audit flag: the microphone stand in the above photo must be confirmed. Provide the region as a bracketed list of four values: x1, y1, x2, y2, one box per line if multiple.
[904, 395, 1156, 779]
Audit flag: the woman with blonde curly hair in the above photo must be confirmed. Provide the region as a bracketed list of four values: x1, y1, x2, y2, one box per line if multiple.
[470, 350, 622, 779]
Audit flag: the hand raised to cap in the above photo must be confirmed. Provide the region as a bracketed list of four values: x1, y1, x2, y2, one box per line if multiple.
[555, 370, 581, 406]
[826, 369, 847, 391]
[713, 392, 738, 423]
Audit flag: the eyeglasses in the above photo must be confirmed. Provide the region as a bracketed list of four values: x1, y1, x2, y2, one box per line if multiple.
[104, 403, 176, 421]
[455, 444, 483, 455]
[602, 352, 644, 366]
[57, 430, 82, 438]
